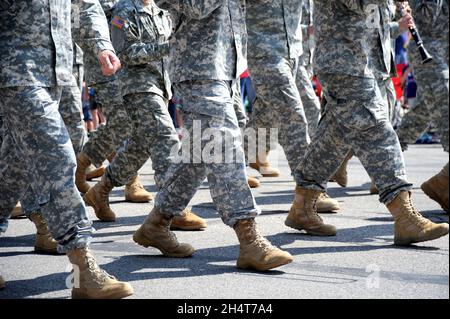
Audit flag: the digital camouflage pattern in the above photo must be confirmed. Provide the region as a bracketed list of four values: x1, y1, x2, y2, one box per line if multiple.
[295, 0, 413, 204]
[152, 1, 260, 226]
[397, 0, 449, 153]
[0, 0, 114, 252]
[157, 0, 247, 83]
[155, 80, 260, 226]
[246, 0, 303, 62]
[245, 0, 310, 174]
[313, 0, 395, 79]
[104, 0, 179, 188]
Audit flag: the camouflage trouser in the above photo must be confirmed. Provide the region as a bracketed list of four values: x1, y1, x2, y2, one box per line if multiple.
[245, 57, 310, 173]
[21, 74, 89, 216]
[396, 73, 449, 153]
[106, 93, 180, 189]
[294, 74, 413, 204]
[296, 64, 321, 138]
[155, 80, 260, 227]
[82, 80, 133, 167]
[385, 77, 396, 124]
[0, 86, 93, 252]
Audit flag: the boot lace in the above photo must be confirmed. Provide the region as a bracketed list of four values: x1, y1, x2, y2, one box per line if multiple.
[86, 252, 117, 284]
[405, 198, 428, 227]
[248, 225, 274, 253]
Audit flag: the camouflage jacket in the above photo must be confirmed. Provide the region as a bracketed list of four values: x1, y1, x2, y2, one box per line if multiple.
[81, 0, 121, 86]
[314, 0, 396, 79]
[157, 0, 247, 83]
[246, 0, 303, 62]
[111, 0, 171, 99]
[409, 0, 449, 79]
[0, 0, 114, 88]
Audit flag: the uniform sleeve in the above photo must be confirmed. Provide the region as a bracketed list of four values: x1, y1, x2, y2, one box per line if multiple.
[156, 0, 224, 20]
[75, 0, 115, 56]
[110, 8, 170, 66]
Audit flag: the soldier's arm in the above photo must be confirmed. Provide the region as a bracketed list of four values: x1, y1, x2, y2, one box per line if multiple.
[110, 9, 169, 66]
[75, 0, 115, 56]
[155, 0, 223, 19]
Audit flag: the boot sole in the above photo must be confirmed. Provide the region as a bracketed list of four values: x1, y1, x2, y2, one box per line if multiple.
[317, 210, 339, 215]
[421, 183, 449, 212]
[285, 218, 337, 237]
[72, 287, 134, 299]
[395, 227, 450, 246]
[260, 173, 280, 178]
[237, 256, 293, 272]
[34, 247, 64, 255]
[170, 225, 207, 231]
[133, 230, 195, 258]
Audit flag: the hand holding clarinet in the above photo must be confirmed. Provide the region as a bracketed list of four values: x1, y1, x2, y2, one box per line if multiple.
[397, 1, 433, 64]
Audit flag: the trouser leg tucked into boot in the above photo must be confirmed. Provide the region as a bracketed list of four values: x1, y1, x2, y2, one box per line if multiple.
[67, 248, 133, 299]
[170, 209, 207, 231]
[124, 175, 154, 203]
[285, 187, 337, 236]
[29, 212, 60, 254]
[421, 163, 449, 213]
[234, 219, 293, 271]
[133, 208, 195, 257]
[84, 175, 116, 222]
[387, 191, 449, 245]
[75, 153, 92, 194]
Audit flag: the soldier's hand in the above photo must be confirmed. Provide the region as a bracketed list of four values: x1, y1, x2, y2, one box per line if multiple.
[98, 50, 121, 76]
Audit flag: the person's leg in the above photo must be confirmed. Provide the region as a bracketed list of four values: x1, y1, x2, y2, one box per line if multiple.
[76, 81, 132, 193]
[135, 80, 293, 271]
[296, 64, 321, 138]
[0, 86, 133, 298]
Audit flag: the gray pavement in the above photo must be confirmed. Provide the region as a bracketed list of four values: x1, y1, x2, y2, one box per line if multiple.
[0, 144, 448, 299]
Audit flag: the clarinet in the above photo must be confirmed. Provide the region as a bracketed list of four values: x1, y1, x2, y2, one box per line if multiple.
[400, 2, 433, 64]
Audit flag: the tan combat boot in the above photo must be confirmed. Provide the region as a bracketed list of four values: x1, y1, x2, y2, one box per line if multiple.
[67, 248, 133, 299]
[124, 175, 154, 203]
[249, 151, 280, 177]
[421, 163, 449, 213]
[84, 175, 116, 222]
[10, 202, 25, 219]
[285, 187, 337, 236]
[0, 274, 5, 290]
[234, 219, 293, 271]
[387, 191, 449, 246]
[316, 193, 340, 213]
[247, 175, 261, 188]
[76, 153, 92, 194]
[86, 164, 106, 181]
[29, 212, 59, 254]
[331, 151, 353, 187]
[170, 209, 208, 231]
[133, 208, 195, 257]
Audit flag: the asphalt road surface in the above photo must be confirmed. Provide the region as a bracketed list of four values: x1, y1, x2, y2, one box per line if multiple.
[0, 144, 448, 299]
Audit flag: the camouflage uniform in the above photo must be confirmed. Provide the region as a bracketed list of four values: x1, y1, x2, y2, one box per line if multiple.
[20, 43, 88, 217]
[0, 0, 114, 251]
[80, 0, 134, 168]
[154, 0, 260, 226]
[105, 0, 180, 189]
[245, 0, 311, 174]
[294, 0, 412, 204]
[296, 0, 321, 138]
[396, 0, 449, 153]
